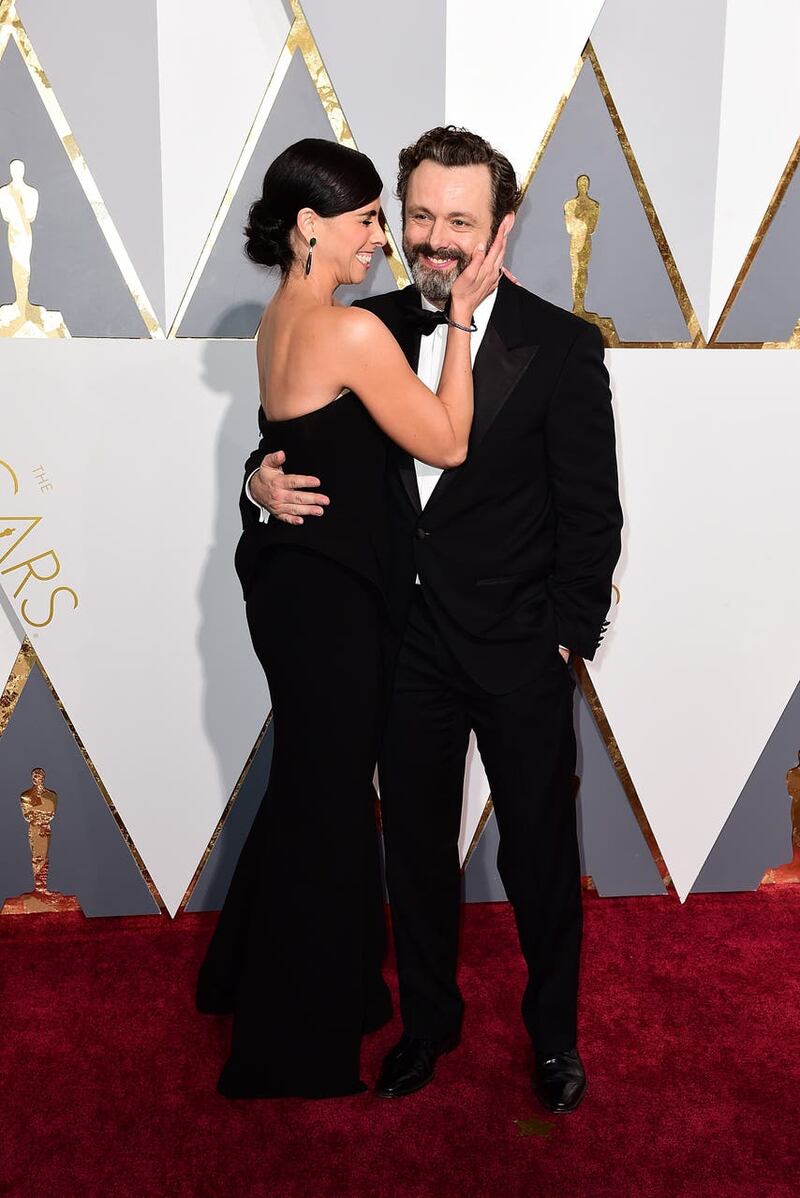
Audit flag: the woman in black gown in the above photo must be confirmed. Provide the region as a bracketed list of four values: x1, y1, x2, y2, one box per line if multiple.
[197, 138, 508, 1099]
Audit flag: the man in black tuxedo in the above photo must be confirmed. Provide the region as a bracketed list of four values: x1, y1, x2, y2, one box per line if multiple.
[243, 128, 622, 1112]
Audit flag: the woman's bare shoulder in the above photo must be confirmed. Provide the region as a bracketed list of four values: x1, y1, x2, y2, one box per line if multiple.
[309, 303, 388, 346]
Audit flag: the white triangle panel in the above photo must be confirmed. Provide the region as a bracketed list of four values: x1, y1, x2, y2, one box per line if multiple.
[157, 0, 291, 330]
[458, 733, 491, 865]
[0, 340, 269, 914]
[588, 349, 800, 899]
[591, 0, 726, 338]
[708, 1, 800, 334]
[445, 0, 605, 184]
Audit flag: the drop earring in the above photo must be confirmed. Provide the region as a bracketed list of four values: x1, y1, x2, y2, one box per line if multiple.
[305, 236, 316, 277]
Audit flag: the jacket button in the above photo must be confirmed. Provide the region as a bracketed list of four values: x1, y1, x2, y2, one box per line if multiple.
[415, 527, 430, 540]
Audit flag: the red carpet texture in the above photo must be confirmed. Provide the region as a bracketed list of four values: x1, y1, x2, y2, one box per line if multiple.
[2, 889, 799, 1198]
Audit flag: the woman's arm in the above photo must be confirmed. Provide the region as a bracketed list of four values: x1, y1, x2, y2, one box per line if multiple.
[334, 219, 509, 467]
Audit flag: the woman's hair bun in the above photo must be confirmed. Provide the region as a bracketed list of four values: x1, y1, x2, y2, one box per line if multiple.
[244, 200, 292, 271]
[245, 139, 383, 276]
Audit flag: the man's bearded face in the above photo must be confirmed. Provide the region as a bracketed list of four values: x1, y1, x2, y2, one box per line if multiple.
[402, 160, 495, 306]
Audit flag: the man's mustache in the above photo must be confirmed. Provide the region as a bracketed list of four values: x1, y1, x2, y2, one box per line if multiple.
[407, 242, 470, 270]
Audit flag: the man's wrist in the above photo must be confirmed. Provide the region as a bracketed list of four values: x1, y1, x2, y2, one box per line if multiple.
[246, 469, 269, 523]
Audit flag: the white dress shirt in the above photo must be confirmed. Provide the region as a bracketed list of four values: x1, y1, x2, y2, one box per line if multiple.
[413, 289, 497, 508]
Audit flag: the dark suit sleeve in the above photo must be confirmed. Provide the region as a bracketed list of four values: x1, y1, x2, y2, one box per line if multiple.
[544, 321, 623, 659]
[238, 408, 270, 533]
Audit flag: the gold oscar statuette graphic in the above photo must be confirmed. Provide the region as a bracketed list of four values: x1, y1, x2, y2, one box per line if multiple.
[1, 767, 82, 914]
[563, 174, 619, 347]
[0, 159, 69, 338]
[762, 751, 800, 885]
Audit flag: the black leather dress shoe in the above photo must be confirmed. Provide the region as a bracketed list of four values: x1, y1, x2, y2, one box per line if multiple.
[375, 1032, 460, 1098]
[532, 1048, 587, 1113]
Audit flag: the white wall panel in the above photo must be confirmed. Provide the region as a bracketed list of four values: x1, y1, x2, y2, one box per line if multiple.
[0, 341, 268, 913]
[445, 0, 604, 181]
[157, 0, 290, 330]
[708, 0, 800, 334]
[459, 734, 490, 865]
[589, 349, 800, 899]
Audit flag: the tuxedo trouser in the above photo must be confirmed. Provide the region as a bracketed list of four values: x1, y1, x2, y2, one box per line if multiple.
[379, 587, 581, 1055]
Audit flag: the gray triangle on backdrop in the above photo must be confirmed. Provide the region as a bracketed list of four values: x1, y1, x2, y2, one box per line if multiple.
[178, 51, 398, 340]
[0, 665, 159, 916]
[0, 37, 149, 336]
[506, 57, 690, 343]
[573, 684, 666, 896]
[462, 684, 666, 901]
[691, 680, 798, 892]
[185, 722, 274, 911]
[300, 0, 446, 239]
[715, 164, 800, 343]
[463, 808, 506, 903]
[16, 0, 165, 326]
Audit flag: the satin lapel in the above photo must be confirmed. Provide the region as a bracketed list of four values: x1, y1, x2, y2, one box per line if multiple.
[397, 449, 422, 514]
[425, 282, 539, 511]
[385, 288, 423, 514]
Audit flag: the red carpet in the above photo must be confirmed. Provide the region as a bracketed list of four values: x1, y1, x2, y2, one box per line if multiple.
[2, 889, 798, 1198]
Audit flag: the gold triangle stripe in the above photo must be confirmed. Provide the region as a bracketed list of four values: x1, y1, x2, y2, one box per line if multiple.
[462, 795, 494, 870]
[0, 634, 167, 911]
[708, 135, 800, 348]
[170, 1, 408, 338]
[167, 41, 296, 338]
[586, 43, 703, 348]
[518, 40, 703, 349]
[288, 0, 408, 289]
[460, 664, 672, 891]
[518, 50, 585, 201]
[572, 657, 672, 889]
[0, 635, 34, 738]
[177, 712, 273, 911]
[0, 3, 163, 337]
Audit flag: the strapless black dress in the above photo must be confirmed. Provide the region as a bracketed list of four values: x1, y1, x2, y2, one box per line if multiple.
[197, 391, 393, 1099]
[233, 389, 391, 602]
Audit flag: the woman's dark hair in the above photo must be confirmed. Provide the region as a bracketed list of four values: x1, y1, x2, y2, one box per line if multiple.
[245, 138, 383, 274]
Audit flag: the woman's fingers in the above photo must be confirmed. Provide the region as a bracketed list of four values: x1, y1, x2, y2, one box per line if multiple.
[484, 216, 511, 277]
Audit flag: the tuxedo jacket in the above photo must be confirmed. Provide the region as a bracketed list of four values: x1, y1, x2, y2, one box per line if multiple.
[238, 277, 623, 694]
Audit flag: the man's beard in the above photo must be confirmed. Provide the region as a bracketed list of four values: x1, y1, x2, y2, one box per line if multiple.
[404, 240, 471, 304]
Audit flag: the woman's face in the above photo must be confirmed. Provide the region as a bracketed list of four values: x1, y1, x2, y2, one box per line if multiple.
[318, 197, 387, 284]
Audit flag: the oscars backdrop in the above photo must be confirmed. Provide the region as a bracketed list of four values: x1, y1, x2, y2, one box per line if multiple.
[1, 0, 799, 917]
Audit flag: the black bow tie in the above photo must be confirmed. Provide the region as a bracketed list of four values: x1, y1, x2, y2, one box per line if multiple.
[405, 304, 451, 337]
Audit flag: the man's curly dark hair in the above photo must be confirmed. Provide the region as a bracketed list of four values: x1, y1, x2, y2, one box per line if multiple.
[396, 126, 521, 237]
